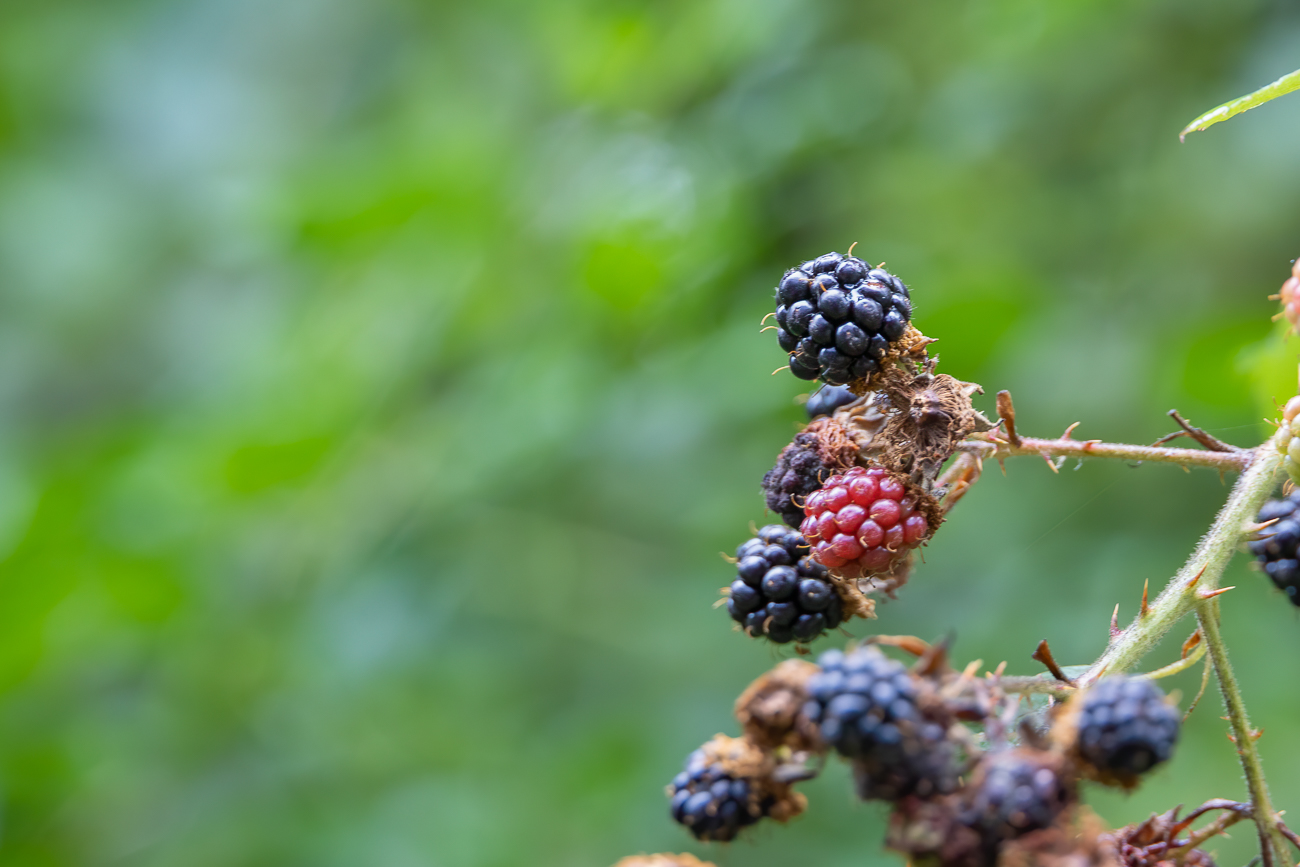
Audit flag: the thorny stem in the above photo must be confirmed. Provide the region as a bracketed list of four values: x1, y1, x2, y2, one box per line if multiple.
[1058, 440, 1285, 864]
[959, 435, 1253, 472]
[1081, 445, 1281, 681]
[1196, 603, 1290, 867]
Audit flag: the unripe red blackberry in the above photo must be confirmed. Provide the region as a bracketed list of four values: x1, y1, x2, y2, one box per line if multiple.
[1248, 491, 1300, 605]
[805, 385, 859, 419]
[773, 253, 914, 386]
[963, 749, 1070, 842]
[1074, 677, 1179, 781]
[728, 525, 844, 643]
[802, 646, 958, 800]
[799, 465, 936, 576]
[667, 735, 804, 842]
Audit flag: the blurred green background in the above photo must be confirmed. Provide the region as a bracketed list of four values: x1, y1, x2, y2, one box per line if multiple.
[0, 1, 1299, 865]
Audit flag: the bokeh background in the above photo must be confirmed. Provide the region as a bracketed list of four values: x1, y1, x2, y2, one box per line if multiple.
[0, 1, 1299, 865]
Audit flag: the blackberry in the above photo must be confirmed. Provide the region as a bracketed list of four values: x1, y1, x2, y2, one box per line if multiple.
[800, 465, 934, 576]
[728, 525, 843, 643]
[802, 646, 957, 799]
[1075, 677, 1179, 780]
[773, 253, 914, 386]
[805, 384, 859, 419]
[964, 749, 1069, 842]
[1248, 490, 1300, 604]
[763, 431, 832, 528]
[667, 735, 804, 842]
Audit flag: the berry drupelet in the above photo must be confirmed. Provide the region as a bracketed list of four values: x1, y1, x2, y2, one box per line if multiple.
[774, 252, 913, 386]
[802, 646, 957, 799]
[1248, 490, 1300, 604]
[800, 465, 932, 576]
[1075, 677, 1179, 781]
[805, 385, 859, 419]
[729, 525, 844, 643]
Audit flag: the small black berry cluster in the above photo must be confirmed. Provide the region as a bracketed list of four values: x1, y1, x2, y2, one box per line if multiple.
[805, 384, 859, 419]
[668, 748, 771, 842]
[803, 646, 957, 800]
[774, 252, 913, 385]
[729, 525, 844, 643]
[762, 430, 833, 528]
[963, 749, 1069, 841]
[1075, 676, 1179, 781]
[1249, 493, 1300, 605]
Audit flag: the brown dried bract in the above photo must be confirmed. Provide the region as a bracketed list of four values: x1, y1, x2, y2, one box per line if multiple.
[1000, 807, 1120, 867]
[800, 416, 861, 475]
[849, 324, 936, 395]
[613, 855, 716, 867]
[734, 659, 822, 753]
[693, 735, 807, 824]
[887, 793, 988, 867]
[877, 369, 985, 482]
[1102, 808, 1223, 867]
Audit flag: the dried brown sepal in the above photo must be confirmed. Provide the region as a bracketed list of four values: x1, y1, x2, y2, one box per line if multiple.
[799, 416, 861, 476]
[999, 807, 1119, 867]
[613, 855, 716, 867]
[692, 735, 807, 825]
[875, 370, 985, 481]
[828, 574, 878, 620]
[848, 323, 936, 396]
[734, 660, 823, 753]
[886, 793, 988, 867]
[1102, 807, 1224, 867]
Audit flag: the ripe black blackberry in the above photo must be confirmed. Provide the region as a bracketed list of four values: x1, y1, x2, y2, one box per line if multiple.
[802, 646, 957, 799]
[773, 252, 913, 386]
[805, 385, 859, 419]
[667, 735, 804, 842]
[728, 525, 843, 643]
[1248, 493, 1300, 605]
[964, 749, 1069, 842]
[1075, 677, 1179, 781]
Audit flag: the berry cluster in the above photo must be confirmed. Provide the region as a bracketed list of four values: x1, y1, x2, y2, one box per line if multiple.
[667, 735, 804, 842]
[1074, 676, 1180, 782]
[669, 751, 770, 842]
[964, 749, 1069, 840]
[804, 646, 957, 800]
[805, 384, 859, 419]
[1274, 395, 1300, 487]
[729, 525, 843, 644]
[800, 465, 931, 575]
[1250, 491, 1300, 605]
[774, 252, 913, 385]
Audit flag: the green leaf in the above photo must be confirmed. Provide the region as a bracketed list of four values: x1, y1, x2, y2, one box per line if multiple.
[1181, 68, 1300, 140]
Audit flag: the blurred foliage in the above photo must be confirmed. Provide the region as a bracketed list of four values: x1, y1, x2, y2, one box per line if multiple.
[0, 1, 1297, 866]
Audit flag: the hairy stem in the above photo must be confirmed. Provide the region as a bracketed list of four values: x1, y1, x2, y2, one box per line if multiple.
[1081, 444, 1281, 682]
[959, 436, 1253, 472]
[1197, 602, 1290, 866]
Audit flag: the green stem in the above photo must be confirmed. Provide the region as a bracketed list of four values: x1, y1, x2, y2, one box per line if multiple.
[1197, 601, 1290, 866]
[1080, 444, 1280, 682]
